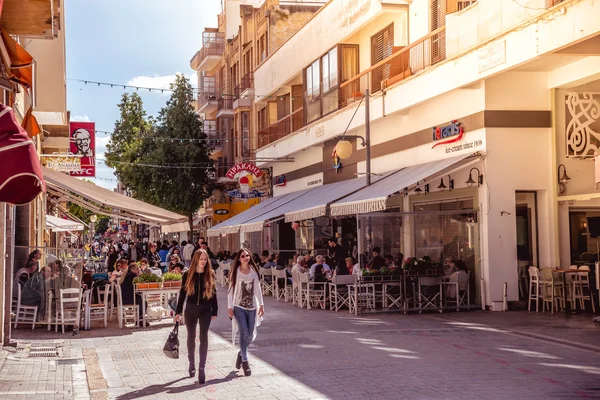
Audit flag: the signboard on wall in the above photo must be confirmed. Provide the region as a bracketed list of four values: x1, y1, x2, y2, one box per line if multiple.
[213, 203, 231, 224]
[43, 155, 82, 172]
[69, 122, 96, 177]
[225, 163, 265, 199]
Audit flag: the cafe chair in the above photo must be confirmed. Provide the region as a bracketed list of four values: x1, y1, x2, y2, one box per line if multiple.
[572, 265, 596, 313]
[273, 269, 292, 302]
[528, 266, 544, 312]
[442, 271, 470, 311]
[348, 282, 375, 315]
[13, 283, 38, 330]
[329, 275, 355, 312]
[114, 284, 139, 328]
[382, 281, 403, 310]
[86, 284, 110, 329]
[540, 268, 565, 314]
[260, 268, 275, 297]
[55, 288, 83, 334]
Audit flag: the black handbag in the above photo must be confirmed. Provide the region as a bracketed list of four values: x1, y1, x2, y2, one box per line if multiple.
[163, 322, 179, 359]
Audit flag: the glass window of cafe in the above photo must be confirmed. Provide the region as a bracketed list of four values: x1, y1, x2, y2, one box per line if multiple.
[412, 197, 478, 270]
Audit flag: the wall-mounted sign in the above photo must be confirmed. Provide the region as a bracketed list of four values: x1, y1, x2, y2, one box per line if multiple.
[69, 121, 96, 177]
[478, 40, 506, 73]
[275, 174, 287, 187]
[225, 163, 265, 199]
[432, 120, 465, 149]
[307, 178, 322, 187]
[43, 155, 82, 172]
[213, 203, 231, 223]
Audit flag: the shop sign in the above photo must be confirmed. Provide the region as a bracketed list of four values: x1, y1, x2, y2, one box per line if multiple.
[43, 155, 82, 172]
[213, 203, 231, 223]
[307, 178, 322, 187]
[69, 121, 96, 177]
[432, 120, 465, 149]
[275, 174, 287, 187]
[225, 163, 265, 199]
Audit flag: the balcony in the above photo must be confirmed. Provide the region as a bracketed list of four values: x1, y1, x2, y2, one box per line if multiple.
[258, 108, 304, 148]
[198, 76, 217, 114]
[233, 72, 254, 109]
[0, 0, 61, 39]
[217, 94, 234, 118]
[190, 30, 225, 72]
[339, 27, 447, 108]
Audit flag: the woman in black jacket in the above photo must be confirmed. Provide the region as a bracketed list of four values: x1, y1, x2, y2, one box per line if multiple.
[146, 242, 162, 269]
[106, 246, 119, 273]
[175, 249, 217, 385]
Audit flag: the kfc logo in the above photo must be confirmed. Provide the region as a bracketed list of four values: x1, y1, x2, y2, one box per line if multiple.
[69, 122, 96, 177]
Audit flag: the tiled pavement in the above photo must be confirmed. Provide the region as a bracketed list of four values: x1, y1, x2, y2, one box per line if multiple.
[3, 289, 600, 400]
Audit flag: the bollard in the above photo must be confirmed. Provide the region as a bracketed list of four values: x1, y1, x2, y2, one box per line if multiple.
[503, 282, 508, 312]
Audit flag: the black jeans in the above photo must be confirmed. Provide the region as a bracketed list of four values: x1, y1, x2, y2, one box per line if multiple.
[184, 304, 212, 369]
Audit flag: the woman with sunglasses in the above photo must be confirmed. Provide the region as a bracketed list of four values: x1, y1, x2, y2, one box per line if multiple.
[227, 248, 264, 377]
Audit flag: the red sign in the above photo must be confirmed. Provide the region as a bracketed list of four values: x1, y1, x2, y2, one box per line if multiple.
[431, 120, 465, 149]
[225, 163, 263, 180]
[69, 122, 96, 177]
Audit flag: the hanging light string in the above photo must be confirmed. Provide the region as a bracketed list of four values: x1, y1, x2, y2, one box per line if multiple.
[96, 129, 259, 145]
[68, 78, 297, 100]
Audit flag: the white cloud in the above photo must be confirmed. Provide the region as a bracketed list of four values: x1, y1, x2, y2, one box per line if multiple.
[71, 115, 91, 122]
[126, 72, 197, 94]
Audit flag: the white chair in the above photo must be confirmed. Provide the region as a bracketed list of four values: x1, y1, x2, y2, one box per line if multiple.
[87, 284, 109, 328]
[329, 275, 355, 312]
[417, 276, 443, 313]
[260, 268, 275, 297]
[307, 280, 327, 310]
[528, 266, 543, 312]
[540, 268, 565, 314]
[291, 269, 301, 306]
[572, 266, 596, 313]
[348, 282, 375, 315]
[114, 284, 139, 328]
[273, 269, 292, 302]
[55, 288, 83, 334]
[443, 271, 470, 311]
[297, 272, 311, 309]
[382, 282, 403, 310]
[221, 264, 231, 288]
[13, 283, 38, 330]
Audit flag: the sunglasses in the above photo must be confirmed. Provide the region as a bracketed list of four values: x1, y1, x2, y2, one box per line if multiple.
[240, 254, 250, 259]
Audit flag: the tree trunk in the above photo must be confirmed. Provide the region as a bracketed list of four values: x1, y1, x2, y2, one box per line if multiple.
[188, 212, 194, 243]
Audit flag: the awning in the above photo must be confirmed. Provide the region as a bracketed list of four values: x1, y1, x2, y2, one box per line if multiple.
[42, 166, 188, 227]
[161, 221, 190, 234]
[46, 215, 84, 232]
[0, 104, 45, 205]
[330, 153, 481, 216]
[22, 106, 41, 137]
[284, 177, 370, 223]
[208, 192, 305, 237]
[0, 29, 33, 89]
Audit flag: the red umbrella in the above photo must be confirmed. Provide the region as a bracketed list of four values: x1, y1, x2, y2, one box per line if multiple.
[0, 104, 45, 204]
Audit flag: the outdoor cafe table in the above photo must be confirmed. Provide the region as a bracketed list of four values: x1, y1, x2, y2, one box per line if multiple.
[554, 269, 588, 316]
[134, 286, 180, 327]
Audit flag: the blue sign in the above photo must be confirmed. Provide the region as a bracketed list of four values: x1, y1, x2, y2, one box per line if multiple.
[226, 189, 265, 199]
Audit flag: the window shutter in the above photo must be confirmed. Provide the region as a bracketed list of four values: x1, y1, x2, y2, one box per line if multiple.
[446, 0, 458, 14]
[371, 23, 394, 93]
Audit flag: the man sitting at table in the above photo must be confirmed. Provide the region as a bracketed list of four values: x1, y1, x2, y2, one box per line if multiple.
[292, 256, 308, 276]
[370, 247, 386, 271]
[310, 255, 331, 279]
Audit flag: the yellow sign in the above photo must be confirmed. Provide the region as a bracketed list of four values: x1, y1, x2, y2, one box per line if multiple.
[213, 199, 260, 223]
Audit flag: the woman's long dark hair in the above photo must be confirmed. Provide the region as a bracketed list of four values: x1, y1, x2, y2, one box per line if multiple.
[184, 249, 215, 299]
[228, 248, 260, 293]
[27, 249, 40, 263]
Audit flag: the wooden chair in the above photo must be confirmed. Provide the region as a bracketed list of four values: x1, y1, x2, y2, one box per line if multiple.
[114, 284, 139, 328]
[540, 268, 565, 314]
[273, 269, 292, 302]
[13, 283, 38, 330]
[572, 265, 596, 313]
[87, 284, 109, 328]
[55, 288, 83, 334]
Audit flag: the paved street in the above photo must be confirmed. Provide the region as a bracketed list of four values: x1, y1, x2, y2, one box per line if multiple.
[3, 288, 600, 400]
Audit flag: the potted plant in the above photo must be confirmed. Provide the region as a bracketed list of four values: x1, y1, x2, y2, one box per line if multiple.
[162, 272, 183, 288]
[133, 273, 163, 290]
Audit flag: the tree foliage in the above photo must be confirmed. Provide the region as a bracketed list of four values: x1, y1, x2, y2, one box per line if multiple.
[105, 75, 214, 237]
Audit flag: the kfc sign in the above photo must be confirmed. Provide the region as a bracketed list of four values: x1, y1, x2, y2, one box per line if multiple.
[69, 122, 96, 177]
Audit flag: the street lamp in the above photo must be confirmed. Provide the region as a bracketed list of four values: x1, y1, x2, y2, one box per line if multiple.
[335, 89, 372, 185]
[89, 214, 97, 242]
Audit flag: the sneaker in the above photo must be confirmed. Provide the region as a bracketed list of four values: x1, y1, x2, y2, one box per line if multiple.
[235, 352, 242, 369]
[242, 361, 251, 377]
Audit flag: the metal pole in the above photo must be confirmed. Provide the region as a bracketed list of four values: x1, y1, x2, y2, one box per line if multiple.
[365, 89, 371, 186]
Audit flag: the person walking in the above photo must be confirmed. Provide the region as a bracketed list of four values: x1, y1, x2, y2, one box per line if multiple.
[175, 249, 218, 385]
[227, 248, 265, 377]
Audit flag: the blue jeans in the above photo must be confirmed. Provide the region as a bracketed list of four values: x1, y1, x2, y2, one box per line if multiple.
[233, 306, 256, 362]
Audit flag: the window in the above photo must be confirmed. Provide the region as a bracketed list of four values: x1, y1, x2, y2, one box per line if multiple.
[242, 112, 250, 157]
[371, 24, 394, 93]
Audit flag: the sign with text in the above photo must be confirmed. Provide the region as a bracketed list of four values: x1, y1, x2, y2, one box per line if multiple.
[69, 121, 96, 177]
[432, 120, 465, 149]
[43, 155, 82, 172]
[225, 163, 265, 199]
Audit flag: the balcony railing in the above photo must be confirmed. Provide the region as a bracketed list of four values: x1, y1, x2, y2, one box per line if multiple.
[235, 72, 254, 96]
[203, 119, 217, 138]
[257, 108, 304, 148]
[339, 27, 446, 108]
[218, 95, 234, 111]
[198, 31, 225, 60]
[199, 75, 217, 105]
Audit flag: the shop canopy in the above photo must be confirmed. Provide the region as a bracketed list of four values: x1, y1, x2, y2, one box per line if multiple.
[208, 191, 308, 237]
[330, 153, 481, 217]
[42, 167, 189, 230]
[282, 177, 371, 223]
[46, 215, 84, 232]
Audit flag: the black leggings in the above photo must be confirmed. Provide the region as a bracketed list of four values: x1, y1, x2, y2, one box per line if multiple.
[184, 304, 212, 369]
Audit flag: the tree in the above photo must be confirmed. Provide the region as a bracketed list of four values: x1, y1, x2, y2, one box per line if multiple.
[66, 180, 109, 236]
[105, 75, 214, 238]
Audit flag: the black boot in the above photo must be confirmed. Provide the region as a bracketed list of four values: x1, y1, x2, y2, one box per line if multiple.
[242, 361, 251, 377]
[235, 352, 242, 369]
[198, 368, 206, 384]
[188, 362, 195, 378]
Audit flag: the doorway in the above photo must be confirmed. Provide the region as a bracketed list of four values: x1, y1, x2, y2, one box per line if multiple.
[515, 192, 539, 301]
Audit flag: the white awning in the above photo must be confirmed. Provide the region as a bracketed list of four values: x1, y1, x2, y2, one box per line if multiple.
[42, 167, 187, 227]
[330, 153, 482, 216]
[46, 215, 84, 232]
[207, 193, 299, 236]
[283, 177, 370, 223]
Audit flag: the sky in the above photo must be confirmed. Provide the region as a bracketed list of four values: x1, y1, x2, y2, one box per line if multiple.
[65, 0, 222, 189]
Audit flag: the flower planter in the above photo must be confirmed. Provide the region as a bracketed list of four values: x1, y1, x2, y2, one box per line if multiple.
[163, 281, 182, 288]
[136, 282, 160, 290]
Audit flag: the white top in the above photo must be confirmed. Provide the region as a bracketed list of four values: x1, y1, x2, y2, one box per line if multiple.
[227, 267, 264, 310]
[183, 243, 195, 261]
[309, 262, 331, 279]
[352, 263, 363, 277]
